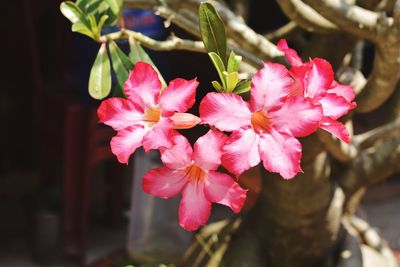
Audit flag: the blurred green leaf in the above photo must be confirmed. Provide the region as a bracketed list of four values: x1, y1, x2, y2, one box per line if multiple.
[233, 79, 251, 94]
[227, 51, 242, 73]
[60, 1, 87, 25]
[89, 43, 112, 99]
[208, 52, 227, 90]
[199, 2, 227, 65]
[105, 0, 123, 16]
[76, 0, 87, 10]
[97, 14, 109, 33]
[61, 1, 99, 40]
[71, 22, 95, 39]
[129, 38, 167, 88]
[77, 0, 100, 13]
[76, 0, 118, 27]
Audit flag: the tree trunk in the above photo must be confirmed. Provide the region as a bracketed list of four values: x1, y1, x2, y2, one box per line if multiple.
[182, 136, 399, 267]
[220, 135, 343, 267]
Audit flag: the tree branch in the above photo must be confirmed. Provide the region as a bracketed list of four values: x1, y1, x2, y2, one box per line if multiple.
[317, 127, 358, 164]
[338, 132, 400, 197]
[264, 21, 299, 42]
[124, 0, 284, 62]
[276, 0, 338, 33]
[102, 30, 206, 52]
[295, 1, 400, 113]
[301, 0, 383, 42]
[355, 41, 400, 113]
[354, 117, 400, 148]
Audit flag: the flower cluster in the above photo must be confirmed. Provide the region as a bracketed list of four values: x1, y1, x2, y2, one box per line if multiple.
[97, 40, 356, 231]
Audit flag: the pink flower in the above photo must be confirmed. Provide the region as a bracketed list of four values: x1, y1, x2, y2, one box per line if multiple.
[200, 63, 323, 179]
[142, 130, 247, 231]
[277, 39, 357, 143]
[97, 62, 201, 164]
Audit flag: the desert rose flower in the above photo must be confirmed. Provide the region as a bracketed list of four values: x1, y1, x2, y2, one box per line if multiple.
[97, 62, 200, 163]
[142, 130, 247, 231]
[277, 39, 357, 143]
[200, 63, 323, 179]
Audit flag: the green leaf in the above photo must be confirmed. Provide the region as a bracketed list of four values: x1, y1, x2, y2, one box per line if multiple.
[76, 0, 118, 26]
[227, 51, 242, 73]
[60, 1, 87, 25]
[199, 2, 227, 65]
[224, 71, 239, 93]
[208, 52, 227, 90]
[109, 40, 135, 96]
[97, 14, 109, 33]
[111, 41, 134, 70]
[103, 8, 118, 26]
[89, 43, 112, 99]
[92, 1, 118, 26]
[78, 0, 101, 13]
[211, 81, 223, 92]
[71, 22, 95, 39]
[233, 79, 251, 94]
[61, 1, 98, 39]
[76, 0, 87, 10]
[87, 14, 99, 39]
[129, 38, 167, 88]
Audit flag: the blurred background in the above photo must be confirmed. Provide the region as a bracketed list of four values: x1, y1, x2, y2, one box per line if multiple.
[0, 0, 399, 266]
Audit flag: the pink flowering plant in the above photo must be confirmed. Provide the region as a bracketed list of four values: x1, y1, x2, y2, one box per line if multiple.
[61, 1, 356, 232]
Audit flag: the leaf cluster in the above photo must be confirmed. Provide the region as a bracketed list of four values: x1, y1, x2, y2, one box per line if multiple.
[60, 0, 123, 40]
[199, 3, 250, 94]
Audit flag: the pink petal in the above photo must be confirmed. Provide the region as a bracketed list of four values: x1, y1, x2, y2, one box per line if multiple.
[97, 98, 144, 131]
[269, 96, 323, 137]
[289, 64, 310, 97]
[124, 62, 161, 108]
[222, 128, 261, 177]
[258, 129, 303, 179]
[142, 167, 187, 199]
[193, 129, 228, 171]
[169, 112, 201, 129]
[199, 93, 251, 131]
[160, 134, 193, 169]
[142, 118, 176, 152]
[250, 62, 293, 111]
[159, 78, 199, 114]
[179, 182, 211, 231]
[277, 39, 303, 66]
[329, 81, 356, 102]
[290, 64, 310, 81]
[204, 171, 247, 213]
[110, 125, 149, 164]
[319, 117, 350, 143]
[303, 58, 334, 98]
[319, 93, 356, 120]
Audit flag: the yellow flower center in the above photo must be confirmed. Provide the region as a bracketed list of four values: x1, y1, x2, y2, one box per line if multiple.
[251, 110, 272, 133]
[184, 164, 207, 183]
[143, 106, 161, 127]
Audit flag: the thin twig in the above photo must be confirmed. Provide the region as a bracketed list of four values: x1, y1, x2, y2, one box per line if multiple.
[264, 21, 299, 42]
